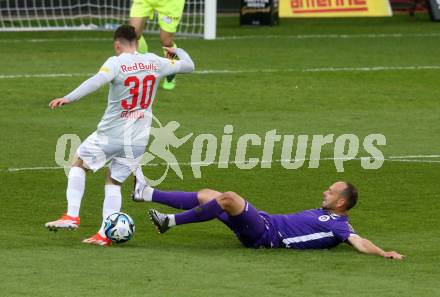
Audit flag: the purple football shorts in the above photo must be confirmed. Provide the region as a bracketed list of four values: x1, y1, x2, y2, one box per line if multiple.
[217, 201, 279, 248]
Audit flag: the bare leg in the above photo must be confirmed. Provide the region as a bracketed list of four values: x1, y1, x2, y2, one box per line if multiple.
[197, 189, 222, 204]
[197, 190, 246, 216]
[172, 191, 246, 225]
[160, 29, 177, 89]
[148, 190, 248, 234]
[212, 191, 246, 216]
[72, 157, 89, 172]
[160, 29, 174, 48]
[129, 17, 148, 53]
[105, 169, 122, 186]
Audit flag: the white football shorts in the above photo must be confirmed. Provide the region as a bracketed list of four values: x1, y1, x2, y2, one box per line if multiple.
[77, 132, 146, 182]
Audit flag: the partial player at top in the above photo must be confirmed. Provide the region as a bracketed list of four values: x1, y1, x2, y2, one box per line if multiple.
[129, 0, 186, 90]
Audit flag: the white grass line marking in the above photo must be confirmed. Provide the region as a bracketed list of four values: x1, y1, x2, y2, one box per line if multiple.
[217, 33, 440, 40]
[6, 166, 63, 172]
[385, 159, 440, 163]
[195, 66, 440, 75]
[388, 154, 440, 159]
[0, 37, 111, 43]
[299, 66, 440, 72]
[1, 65, 439, 80]
[0, 73, 94, 79]
[2, 155, 440, 172]
[1, 32, 439, 43]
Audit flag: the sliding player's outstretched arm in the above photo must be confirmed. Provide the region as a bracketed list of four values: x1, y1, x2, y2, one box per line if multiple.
[49, 58, 117, 109]
[348, 235, 404, 260]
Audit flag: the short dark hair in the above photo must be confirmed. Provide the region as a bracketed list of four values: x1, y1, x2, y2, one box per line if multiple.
[340, 182, 358, 210]
[113, 25, 137, 43]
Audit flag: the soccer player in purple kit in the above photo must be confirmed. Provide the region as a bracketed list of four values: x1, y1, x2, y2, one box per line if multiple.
[132, 177, 404, 260]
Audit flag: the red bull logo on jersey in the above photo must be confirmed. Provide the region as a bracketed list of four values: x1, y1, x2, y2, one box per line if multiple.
[121, 63, 159, 73]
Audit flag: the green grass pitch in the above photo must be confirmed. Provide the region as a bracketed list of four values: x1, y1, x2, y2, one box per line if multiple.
[1, 15, 440, 296]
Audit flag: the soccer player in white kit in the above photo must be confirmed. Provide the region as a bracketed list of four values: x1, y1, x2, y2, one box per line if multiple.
[45, 25, 195, 245]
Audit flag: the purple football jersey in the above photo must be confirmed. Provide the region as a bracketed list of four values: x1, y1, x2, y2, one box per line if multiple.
[268, 208, 356, 250]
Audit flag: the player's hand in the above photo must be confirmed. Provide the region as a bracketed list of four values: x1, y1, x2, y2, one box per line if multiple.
[49, 98, 70, 109]
[163, 47, 177, 59]
[383, 251, 405, 260]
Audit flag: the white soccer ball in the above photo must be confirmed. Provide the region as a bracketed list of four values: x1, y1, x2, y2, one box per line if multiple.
[104, 212, 135, 243]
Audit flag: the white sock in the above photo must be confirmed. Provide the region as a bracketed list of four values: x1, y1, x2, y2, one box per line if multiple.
[135, 166, 154, 201]
[99, 184, 122, 237]
[66, 167, 86, 217]
[142, 187, 155, 201]
[168, 214, 176, 227]
[135, 166, 147, 185]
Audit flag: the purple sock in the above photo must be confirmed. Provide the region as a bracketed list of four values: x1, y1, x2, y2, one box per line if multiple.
[152, 190, 199, 210]
[175, 199, 224, 225]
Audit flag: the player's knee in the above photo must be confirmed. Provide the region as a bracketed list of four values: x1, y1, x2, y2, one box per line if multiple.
[198, 189, 221, 204]
[105, 172, 121, 186]
[72, 158, 88, 172]
[107, 178, 122, 186]
[223, 191, 239, 200]
[198, 188, 217, 196]
[218, 192, 240, 208]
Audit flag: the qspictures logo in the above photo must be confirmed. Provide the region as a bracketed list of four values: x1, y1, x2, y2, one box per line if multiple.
[54, 116, 386, 186]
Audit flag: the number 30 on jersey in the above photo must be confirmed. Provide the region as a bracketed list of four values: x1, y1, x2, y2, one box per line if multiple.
[122, 75, 156, 110]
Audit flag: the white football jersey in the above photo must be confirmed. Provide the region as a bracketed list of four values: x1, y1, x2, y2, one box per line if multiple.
[95, 52, 183, 146]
